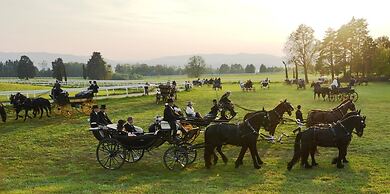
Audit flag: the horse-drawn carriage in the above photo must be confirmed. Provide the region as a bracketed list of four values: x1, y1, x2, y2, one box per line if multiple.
[156, 84, 177, 104]
[241, 80, 255, 92]
[51, 90, 95, 117]
[90, 116, 201, 171]
[297, 79, 306, 89]
[212, 80, 222, 90]
[329, 87, 358, 102]
[261, 79, 270, 89]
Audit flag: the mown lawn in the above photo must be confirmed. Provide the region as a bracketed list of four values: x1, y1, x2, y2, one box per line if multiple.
[0, 81, 389, 193]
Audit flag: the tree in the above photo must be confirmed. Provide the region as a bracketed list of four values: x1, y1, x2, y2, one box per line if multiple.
[82, 64, 87, 79]
[185, 56, 206, 77]
[317, 28, 340, 79]
[86, 52, 108, 80]
[219, 64, 230, 74]
[17, 55, 37, 80]
[52, 58, 66, 81]
[230, 64, 244, 73]
[259, 64, 267, 73]
[244, 64, 256, 73]
[284, 24, 318, 83]
[376, 36, 390, 49]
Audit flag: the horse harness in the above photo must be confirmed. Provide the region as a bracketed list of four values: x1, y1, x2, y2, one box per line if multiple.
[241, 112, 269, 138]
[312, 121, 351, 144]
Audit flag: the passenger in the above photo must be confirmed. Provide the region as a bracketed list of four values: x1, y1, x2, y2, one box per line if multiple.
[185, 101, 201, 118]
[330, 78, 339, 90]
[98, 104, 112, 125]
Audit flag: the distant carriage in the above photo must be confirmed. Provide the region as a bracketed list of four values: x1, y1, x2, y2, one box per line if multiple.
[297, 79, 306, 89]
[51, 90, 96, 117]
[261, 79, 270, 89]
[212, 81, 222, 90]
[329, 87, 358, 102]
[156, 84, 177, 104]
[241, 80, 255, 92]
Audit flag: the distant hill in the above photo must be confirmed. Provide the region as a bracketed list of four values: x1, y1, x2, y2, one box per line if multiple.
[0, 52, 283, 69]
[141, 53, 283, 68]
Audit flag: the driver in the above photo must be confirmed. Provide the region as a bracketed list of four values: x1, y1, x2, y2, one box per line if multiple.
[204, 99, 219, 120]
[163, 98, 181, 141]
[98, 104, 112, 125]
[219, 91, 237, 117]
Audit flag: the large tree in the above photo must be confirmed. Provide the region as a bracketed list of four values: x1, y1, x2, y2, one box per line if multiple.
[17, 55, 37, 80]
[244, 64, 256, 73]
[284, 24, 318, 83]
[86, 52, 108, 80]
[317, 28, 340, 79]
[218, 64, 230, 74]
[185, 56, 206, 77]
[52, 58, 67, 81]
[230, 64, 244, 73]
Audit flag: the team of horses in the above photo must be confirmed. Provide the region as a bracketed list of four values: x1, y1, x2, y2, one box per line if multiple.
[204, 99, 366, 170]
[9, 93, 51, 121]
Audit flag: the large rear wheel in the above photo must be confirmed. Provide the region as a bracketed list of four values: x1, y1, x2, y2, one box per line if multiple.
[96, 138, 125, 170]
[349, 92, 359, 102]
[180, 143, 197, 165]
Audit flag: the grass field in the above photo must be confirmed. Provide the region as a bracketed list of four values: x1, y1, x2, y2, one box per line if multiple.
[0, 77, 389, 193]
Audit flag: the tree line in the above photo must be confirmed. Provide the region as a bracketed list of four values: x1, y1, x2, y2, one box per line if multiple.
[284, 17, 390, 83]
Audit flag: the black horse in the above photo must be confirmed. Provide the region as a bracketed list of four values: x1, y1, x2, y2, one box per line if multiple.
[266, 100, 294, 138]
[287, 114, 366, 170]
[311, 82, 330, 100]
[204, 110, 270, 169]
[0, 103, 6, 122]
[10, 93, 51, 121]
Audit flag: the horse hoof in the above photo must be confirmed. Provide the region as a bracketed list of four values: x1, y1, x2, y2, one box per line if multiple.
[258, 160, 264, 165]
[304, 164, 312, 169]
[337, 164, 344, 169]
[331, 158, 338, 164]
[343, 159, 349, 163]
[287, 163, 293, 171]
[312, 162, 318, 166]
[254, 165, 261, 169]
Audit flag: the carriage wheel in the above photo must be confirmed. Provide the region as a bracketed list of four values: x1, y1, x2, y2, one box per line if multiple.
[81, 102, 93, 115]
[349, 92, 359, 102]
[123, 149, 144, 163]
[61, 104, 73, 117]
[185, 129, 200, 144]
[53, 104, 62, 115]
[180, 143, 197, 165]
[163, 146, 188, 171]
[96, 138, 125, 170]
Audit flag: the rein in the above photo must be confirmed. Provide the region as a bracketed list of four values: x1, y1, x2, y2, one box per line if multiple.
[234, 103, 258, 112]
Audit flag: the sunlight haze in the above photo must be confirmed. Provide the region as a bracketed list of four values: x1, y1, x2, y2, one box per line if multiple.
[0, 0, 389, 60]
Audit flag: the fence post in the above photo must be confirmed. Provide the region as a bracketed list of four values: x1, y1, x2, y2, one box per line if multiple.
[126, 88, 129, 97]
[106, 89, 109, 97]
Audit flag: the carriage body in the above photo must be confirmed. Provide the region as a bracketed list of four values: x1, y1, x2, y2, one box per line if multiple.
[92, 117, 201, 171]
[156, 84, 177, 104]
[329, 87, 358, 102]
[52, 90, 95, 116]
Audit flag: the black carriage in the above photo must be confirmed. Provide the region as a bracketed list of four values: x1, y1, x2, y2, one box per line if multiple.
[90, 117, 201, 171]
[241, 81, 255, 92]
[156, 84, 177, 104]
[329, 87, 358, 102]
[51, 90, 95, 117]
[212, 81, 222, 90]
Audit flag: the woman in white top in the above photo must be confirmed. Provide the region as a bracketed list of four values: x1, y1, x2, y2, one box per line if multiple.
[185, 101, 201, 118]
[330, 78, 339, 90]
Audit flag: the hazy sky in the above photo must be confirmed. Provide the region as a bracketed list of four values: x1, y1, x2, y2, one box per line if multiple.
[0, 0, 389, 60]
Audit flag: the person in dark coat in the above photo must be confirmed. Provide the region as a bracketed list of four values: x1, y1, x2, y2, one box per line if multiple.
[89, 105, 101, 127]
[219, 91, 236, 117]
[295, 105, 304, 123]
[92, 81, 99, 94]
[144, 82, 149, 95]
[204, 99, 219, 120]
[163, 98, 181, 140]
[98, 104, 112, 125]
[123, 117, 137, 133]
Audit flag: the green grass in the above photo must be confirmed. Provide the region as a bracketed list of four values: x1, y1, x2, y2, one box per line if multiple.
[0, 79, 389, 193]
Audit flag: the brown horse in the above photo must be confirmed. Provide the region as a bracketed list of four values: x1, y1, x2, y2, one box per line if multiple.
[266, 100, 294, 137]
[306, 99, 356, 127]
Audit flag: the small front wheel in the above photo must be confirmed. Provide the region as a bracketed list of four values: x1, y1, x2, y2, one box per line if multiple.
[163, 146, 188, 171]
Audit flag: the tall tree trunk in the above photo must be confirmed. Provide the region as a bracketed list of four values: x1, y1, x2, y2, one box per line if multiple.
[303, 63, 309, 83]
[295, 63, 298, 80]
[284, 63, 288, 80]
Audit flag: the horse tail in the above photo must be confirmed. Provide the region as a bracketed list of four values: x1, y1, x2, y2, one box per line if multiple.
[287, 130, 302, 171]
[204, 126, 213, 168]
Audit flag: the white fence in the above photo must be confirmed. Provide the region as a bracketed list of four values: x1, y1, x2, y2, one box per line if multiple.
[0, 84, 160, 99]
